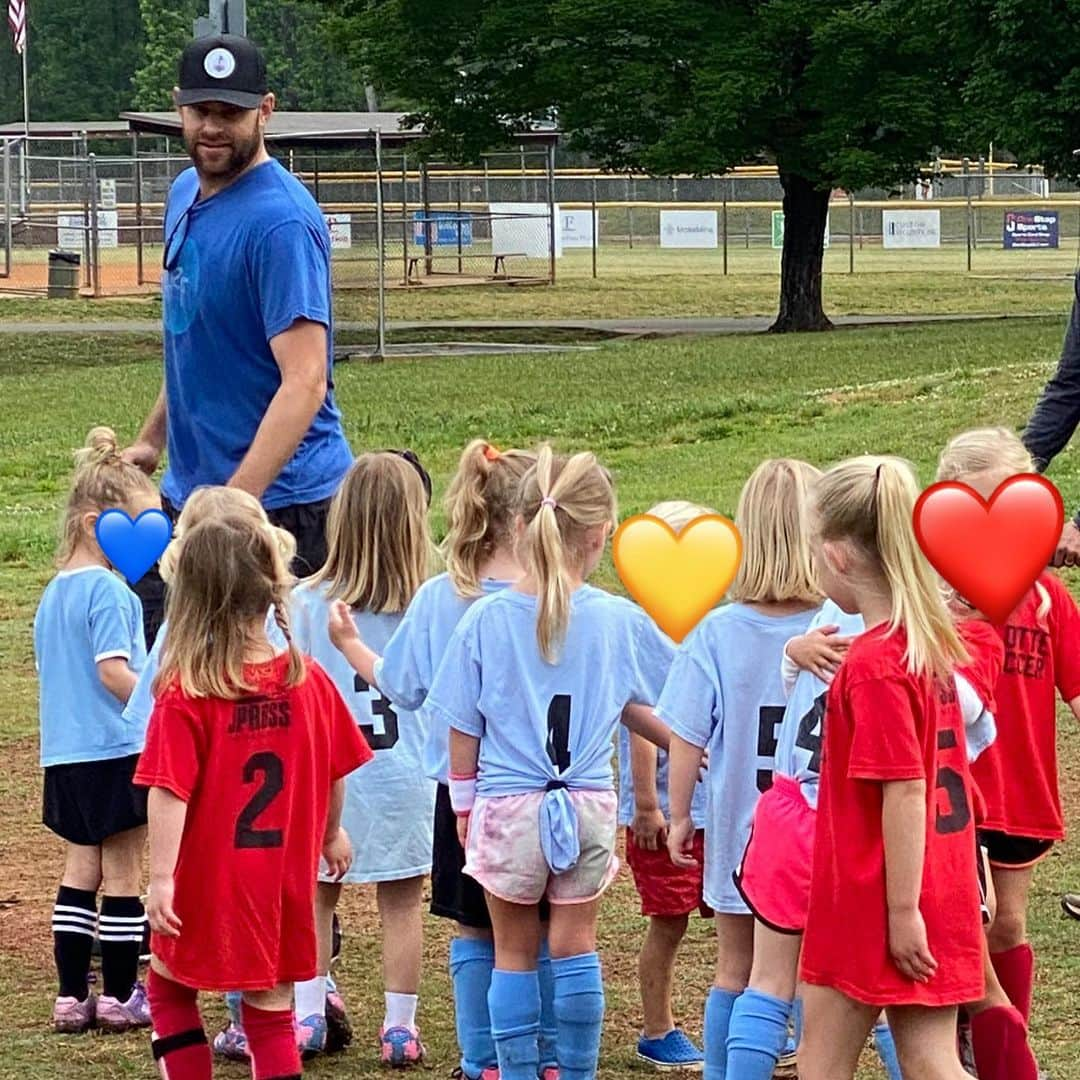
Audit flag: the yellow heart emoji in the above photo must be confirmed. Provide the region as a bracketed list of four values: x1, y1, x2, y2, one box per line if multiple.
[613, 514, 742, 643]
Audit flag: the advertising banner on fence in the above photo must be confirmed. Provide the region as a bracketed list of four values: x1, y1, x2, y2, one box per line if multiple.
[1003, 210, 1059, 249]
[660, 210, 718, 249]
[413, 211, 474, 247]
[324, 214, 353, 249]
[882, 209, 940, 249]
[771, 211, 830, 249]
[489, 203, 561, 259]
[560, 210, 598, 248]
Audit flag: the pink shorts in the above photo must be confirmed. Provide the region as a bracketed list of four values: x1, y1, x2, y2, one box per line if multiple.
[464, 789, 619, 905]
[733, 774, 815, 934]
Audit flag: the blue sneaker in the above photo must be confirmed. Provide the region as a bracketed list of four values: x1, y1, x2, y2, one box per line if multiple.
[636, 1028, 705, 1071]
[297, 1013, 328, 1059]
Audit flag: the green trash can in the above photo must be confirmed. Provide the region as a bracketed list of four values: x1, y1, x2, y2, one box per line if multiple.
[47, 250, 81, 299]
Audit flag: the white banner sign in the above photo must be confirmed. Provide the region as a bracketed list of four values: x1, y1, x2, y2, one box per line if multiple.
[56, 211, 118, 249]
[560, 209, 598, 249]
[660, 210, 718, 249]
[882, 209, 941, 249]
[490, 203, 562, 259]
[99, 178, 117, 210]
[324, 213, 353, 249]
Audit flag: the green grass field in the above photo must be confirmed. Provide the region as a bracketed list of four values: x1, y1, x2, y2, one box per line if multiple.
[2, 316, 1080, 1077]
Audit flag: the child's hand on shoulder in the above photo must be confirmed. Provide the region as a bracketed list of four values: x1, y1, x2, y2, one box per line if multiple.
[322, 826, 353, 881]
[631, 806, 668, 851]
[328, 600, 360, 651]
[146, 875, 182, 938]
[787, 625, 853, 682]
[666, 816, 697, 868]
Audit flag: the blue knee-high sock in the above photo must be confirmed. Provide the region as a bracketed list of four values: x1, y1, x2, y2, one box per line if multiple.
[726, 989, 792, 1080]
[488, 969, 541, 1080]
[873, 1021, 904, 1080]
[792, 995, 804, 1048]
[704, 988, 740, 1080]
[449, 937, 497, 1077]
[537, 939, 558, 1071]
[551, 952, 605, 1080]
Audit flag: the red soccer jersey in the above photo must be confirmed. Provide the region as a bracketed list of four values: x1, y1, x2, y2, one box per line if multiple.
[957, 619, 1005, 716]
[801, 625, 983, 1007]
[971, 573, 1080, 840]
[134, 654, 372, 991]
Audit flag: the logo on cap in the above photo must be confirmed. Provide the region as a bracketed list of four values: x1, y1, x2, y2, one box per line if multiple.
[204, 47, 237, 79]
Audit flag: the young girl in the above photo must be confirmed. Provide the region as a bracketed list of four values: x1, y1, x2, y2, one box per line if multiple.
[798, 456, 983, 1080]
[330, 439, 544, 1080]
[134, 514, 372, 1080]
[290, 451, 437, 1064]
[935, 427, 1080, 1074]
[35, 426, 159, 1034]
[121, 485, 294, 1063]
[421, 447, 674, 1080]
[661, 459, 822, 1080]
[619, 501, 712, 1072]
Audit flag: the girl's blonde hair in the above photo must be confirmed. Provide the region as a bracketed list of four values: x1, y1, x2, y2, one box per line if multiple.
[58, 426, 157, 565]
[309, 452, 433, 613]
[155, 514, 304, 699]
[443, 439, 538, 598]
[728, 459, 823, 605]
[937, 426, 1050, 620]
[648, 500, 716, 533]
[159, 486, 296, 585]
[814, 455, 968, 679]
[519, 446, 617, 663]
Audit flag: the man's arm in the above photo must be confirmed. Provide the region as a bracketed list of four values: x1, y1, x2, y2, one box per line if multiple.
[121, 384, 167, 475]
[227, 318, 328, 500]
[1024, 274, 1080, 474]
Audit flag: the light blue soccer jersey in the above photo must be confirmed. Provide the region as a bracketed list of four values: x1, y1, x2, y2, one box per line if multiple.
[291, 581, 436, 882]
[616, 728, 707, 829]
[655, 603, 818, 913]
[774, 601, 865, 810]
[123, 610, 285, 733]
[374, 572, 513, 784]
[426, 584, 675, 797]
[35, 565, 147, 767]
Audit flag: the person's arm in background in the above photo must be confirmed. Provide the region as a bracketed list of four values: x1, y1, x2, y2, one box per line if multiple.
[122, 385, 167, 475]
[228, 318, 328, 499]
[1023, 273, 1080, 564]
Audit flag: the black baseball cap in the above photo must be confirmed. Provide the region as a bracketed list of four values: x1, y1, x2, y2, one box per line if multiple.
[177, 34, 268, 109]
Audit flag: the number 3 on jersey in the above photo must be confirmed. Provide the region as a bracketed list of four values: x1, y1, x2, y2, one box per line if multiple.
[354, 674, 400, 751]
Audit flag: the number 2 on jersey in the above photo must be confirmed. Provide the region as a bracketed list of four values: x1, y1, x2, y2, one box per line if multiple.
[354, 674, 400, 751]
[235, 751, 285, 849]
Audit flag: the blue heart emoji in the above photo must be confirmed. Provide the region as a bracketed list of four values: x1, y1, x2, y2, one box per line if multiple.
[95, 509, 173, 585]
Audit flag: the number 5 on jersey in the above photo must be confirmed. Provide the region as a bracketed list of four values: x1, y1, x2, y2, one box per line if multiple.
[354, 674, 400, 751]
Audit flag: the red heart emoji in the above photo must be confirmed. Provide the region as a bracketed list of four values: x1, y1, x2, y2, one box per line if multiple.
[913, 475, 1064, 623]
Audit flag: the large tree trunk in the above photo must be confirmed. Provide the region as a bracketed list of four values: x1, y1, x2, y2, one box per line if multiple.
[770, 172, 833, 333]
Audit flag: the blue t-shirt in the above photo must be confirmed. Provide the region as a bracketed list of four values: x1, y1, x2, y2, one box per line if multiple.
[616, 728, 707, 829]
[161, 159, 352, 510]
[35, 566, 147, 767]
[291, 582, 436, 882]
[426, 584, 675, 798]
[374, 572, 512, 784]
[656, 603, 818, 913]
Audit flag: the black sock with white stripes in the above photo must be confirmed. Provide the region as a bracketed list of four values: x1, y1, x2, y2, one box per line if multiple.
[53, 886, 97, 1001]
[99, 895, 145, 1002]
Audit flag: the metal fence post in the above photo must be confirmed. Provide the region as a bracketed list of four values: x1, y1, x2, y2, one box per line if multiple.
[963, 157, 972, 272]
[591, 177, 598, 279]
[135, 135, 145, 286]
[722, 178, 729, 275]
[546, 143, 557, 284]
[2, 140, 11, 279]
[374, 130, 387, 360]
[89, 153, 101, 296]
[849, 192, 855, 274]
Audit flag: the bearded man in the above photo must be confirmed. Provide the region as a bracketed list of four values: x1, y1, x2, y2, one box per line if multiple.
[123, 34, 352, 641]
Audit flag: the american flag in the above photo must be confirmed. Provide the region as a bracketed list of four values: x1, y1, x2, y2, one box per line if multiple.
[7, 0, 26, 54]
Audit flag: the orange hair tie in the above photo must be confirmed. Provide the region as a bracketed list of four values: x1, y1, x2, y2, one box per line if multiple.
[482, 444, 502, 462]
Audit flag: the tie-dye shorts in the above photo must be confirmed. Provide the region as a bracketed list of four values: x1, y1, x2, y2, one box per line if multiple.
[463, 789, 619, 905]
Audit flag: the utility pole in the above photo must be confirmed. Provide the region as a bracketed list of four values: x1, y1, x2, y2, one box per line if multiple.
[194, 0, 248, 38]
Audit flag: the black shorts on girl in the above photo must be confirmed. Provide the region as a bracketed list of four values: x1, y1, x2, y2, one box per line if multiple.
[979, 829, 1054, 870]
[43, 753, 147, 846]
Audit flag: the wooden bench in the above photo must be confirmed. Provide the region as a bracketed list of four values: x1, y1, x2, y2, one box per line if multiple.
[405, 252, 531, 283]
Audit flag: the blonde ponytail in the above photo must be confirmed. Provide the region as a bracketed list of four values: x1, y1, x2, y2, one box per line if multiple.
[519, 446, 617, 663]
[815, 456, 967, 679]
[443, 439, 537, 597]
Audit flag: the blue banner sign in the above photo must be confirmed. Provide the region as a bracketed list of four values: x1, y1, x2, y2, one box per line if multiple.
[413, 211, 473, 247]
[1004, 210, 1059, 249]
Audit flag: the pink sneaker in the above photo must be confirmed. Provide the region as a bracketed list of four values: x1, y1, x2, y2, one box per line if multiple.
[97, 983, 152, 1033]
[380, 1024, 425, 1066]
[52, 991, 96, 1034]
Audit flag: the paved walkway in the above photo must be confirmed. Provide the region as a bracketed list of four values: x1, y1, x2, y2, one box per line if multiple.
[0, 312, 1052, 336]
